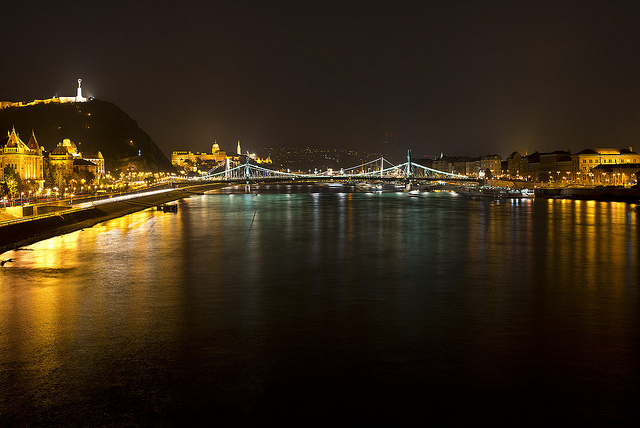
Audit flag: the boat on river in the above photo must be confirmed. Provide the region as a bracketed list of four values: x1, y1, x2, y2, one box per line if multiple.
[459, 186, 525, 199]
[356, 182, 400, 192]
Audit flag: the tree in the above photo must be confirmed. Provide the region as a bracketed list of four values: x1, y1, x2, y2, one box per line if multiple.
[18, 179, 39, 196]
[3, 166, 21, 199]
[44, 165, 56, 189]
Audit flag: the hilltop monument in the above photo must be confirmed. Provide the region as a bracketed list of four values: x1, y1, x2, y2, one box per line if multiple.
[59, 79, 86, 103]
[76, 79, 86, 102]
[1, 79, 87, 108]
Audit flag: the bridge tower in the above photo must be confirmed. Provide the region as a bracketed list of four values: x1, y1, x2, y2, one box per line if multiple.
[405, 150, 413, 191]
[244, 154, 251, 193]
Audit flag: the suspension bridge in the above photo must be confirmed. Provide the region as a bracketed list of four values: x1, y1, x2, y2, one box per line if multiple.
[181, 150, 479, 186]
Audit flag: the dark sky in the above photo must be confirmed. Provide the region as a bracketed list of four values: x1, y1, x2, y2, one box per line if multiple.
[4, 0, 640, 160]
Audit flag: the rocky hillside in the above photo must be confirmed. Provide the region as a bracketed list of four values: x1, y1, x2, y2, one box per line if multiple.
[0, 99, 174, 172]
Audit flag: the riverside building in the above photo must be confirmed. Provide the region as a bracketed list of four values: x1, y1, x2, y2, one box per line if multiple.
[47, 138, 104, 182]
[0, 128, 44, 184]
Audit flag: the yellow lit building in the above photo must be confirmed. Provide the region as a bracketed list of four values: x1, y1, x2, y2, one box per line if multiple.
[46, 138, 104, 183]
[82, 152, 105, 176]
[480, 154, 502, 176]
[0, 128, 44, 184]
[590, 163, 640, 186]
[571, 148, 639, 183]
[171, 141, 228, 170]
[172, 140, 272, 172]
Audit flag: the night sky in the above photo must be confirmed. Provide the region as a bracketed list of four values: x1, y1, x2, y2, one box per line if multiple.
[4, 0, 640, 160]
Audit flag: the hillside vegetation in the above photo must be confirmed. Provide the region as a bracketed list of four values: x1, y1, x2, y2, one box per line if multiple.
[0, 99, 174, 172]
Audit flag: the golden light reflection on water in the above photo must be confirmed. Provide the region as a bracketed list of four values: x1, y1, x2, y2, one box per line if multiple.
[462, 198, 638, 290]
[546, 199, 638, 288]
[1, 192, 639, 425]
[0, 208, 187, 396]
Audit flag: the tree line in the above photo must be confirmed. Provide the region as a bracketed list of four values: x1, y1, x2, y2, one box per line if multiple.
[1, 165, 95, 200]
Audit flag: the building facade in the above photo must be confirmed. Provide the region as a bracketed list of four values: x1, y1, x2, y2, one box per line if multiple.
[0, 128, 44, 184]
[539, 151, 573, 183]
[572, 148, 639, 183]
[46, 138, 103, 183]
[172, 140, 271, 172]
[506, 152, 522, 178]
[172, 141, 228, 169]
[480, 155, 502, 176]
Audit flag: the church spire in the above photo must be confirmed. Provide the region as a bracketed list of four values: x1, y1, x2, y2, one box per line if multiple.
[237, 140, 241, 155]
[27, 130, 40, 150]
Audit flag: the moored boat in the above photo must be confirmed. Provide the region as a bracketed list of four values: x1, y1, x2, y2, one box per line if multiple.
[459, 186, 523, 199]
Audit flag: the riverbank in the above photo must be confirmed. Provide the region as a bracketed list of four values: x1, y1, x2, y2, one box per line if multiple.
[0, 183, 227, 254]
[535, 186, 640, 202]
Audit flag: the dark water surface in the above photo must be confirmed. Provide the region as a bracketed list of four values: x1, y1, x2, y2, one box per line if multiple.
[1, 188, 639, 426]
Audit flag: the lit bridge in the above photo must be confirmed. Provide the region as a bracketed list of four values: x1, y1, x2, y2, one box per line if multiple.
[180, 151, 479, 185]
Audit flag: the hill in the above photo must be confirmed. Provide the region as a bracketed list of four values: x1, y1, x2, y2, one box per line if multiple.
[0, 99, 174, 172]
[261, 146, 391, 172]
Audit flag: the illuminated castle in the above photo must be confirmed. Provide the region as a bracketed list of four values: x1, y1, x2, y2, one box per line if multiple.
[1, 79, 88, 109]
[171, 140, 271, 171]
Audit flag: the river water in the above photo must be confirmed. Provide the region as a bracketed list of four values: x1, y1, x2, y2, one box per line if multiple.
[1, 186, 639, 426]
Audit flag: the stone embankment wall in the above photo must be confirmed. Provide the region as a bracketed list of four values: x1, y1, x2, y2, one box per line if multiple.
[0, 184, 225, 254]
[535, 187, 640, 202]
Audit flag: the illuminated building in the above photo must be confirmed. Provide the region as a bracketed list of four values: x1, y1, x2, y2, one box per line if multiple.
[590, 163, 640, 186]
[572, 148, 639, 183]
[432, 157, 453, 173]
[465, 159, 481, 176]
[540, 151, 573, 183]
[82, 152, 105, 176]
[46, 138, 103, 182]
[521, 151, 573, 182]
[432, 156, 473, 175]
[506, 152, 522, 178]
[480, 154, 502, 176]
[521, 152, 541, 181]
[171, 140, 228, 170]
[0, 128, 44, 184]
[47, 143, 75, 176]
[171, 140, 271, 172]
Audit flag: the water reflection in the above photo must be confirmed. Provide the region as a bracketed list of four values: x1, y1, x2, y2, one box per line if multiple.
[1, 192, 638, 425]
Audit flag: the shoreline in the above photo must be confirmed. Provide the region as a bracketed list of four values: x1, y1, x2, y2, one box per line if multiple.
[534, 187, 640, 202]
[0, 183, 227, 255]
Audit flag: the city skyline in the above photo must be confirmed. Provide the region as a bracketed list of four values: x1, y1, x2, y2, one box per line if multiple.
[4, 1, 640, 159]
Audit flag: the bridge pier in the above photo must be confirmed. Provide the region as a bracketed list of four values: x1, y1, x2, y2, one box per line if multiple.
[405, 182, 412, 192]
[245, 183, 251, 193]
